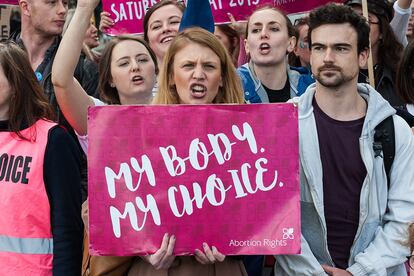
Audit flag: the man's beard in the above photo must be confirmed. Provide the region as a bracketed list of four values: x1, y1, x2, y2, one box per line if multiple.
[314, 65, 353, 88]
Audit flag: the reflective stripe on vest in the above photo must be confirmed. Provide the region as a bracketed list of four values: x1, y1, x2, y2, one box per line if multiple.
[0, 119, 56, 275]
[0, 234, 53, 254]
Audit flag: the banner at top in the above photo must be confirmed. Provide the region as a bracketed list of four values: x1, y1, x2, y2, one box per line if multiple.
[0, 1, 18, 5]
[103, 0, 344, 36]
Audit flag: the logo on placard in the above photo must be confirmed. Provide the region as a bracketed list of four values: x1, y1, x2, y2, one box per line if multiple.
[282, 228, 294, 240]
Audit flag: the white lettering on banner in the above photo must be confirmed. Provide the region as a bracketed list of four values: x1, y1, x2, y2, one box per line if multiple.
[229, 239, 262, 247]
[168, 174, 232, 217]
[232, 122, 258, 154]
[209, 0, 222, 10]
[274, 0, 296, 4]
[110, 0, 157, 23]
[229, 0, 259, 8]
[228, 158, 281, 199]
[105, 155, 155, 198]
[110, 195, 160, 238]
[104, 122, 285, 236]
[207, 133, 233, 165]
[159, 123, 257, 177]
[228, 239, 287, 247]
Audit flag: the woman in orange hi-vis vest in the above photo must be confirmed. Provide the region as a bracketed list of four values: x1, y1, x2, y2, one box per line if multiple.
[0, 42, 83, 275]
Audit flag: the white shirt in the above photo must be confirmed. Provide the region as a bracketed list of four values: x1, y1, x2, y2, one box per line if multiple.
[76, 97, 106, 155]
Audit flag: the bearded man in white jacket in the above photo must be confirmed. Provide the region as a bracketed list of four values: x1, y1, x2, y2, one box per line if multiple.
[275, 4, 414, 276]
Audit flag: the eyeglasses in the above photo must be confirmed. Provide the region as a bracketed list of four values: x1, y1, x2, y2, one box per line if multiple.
[408, 255, 414, 270]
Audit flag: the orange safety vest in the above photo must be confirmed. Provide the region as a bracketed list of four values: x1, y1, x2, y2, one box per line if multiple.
[0, 119, 56, 276]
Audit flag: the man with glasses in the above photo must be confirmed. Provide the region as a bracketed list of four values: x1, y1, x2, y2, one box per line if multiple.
[345, 0, 407, 109]
[291, 17, 311, 68]
[346, 0, 412, 47]
[346, 0, 414, 128]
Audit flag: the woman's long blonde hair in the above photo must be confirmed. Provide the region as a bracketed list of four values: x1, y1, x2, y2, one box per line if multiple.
[153, 27, 244, 104]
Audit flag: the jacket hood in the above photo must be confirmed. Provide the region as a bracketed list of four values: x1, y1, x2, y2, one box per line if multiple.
[298, 82, 396, 133]
[245, 60, 303, 95]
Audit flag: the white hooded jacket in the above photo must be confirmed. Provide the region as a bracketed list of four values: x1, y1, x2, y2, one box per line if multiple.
[276, 83, 414, 276]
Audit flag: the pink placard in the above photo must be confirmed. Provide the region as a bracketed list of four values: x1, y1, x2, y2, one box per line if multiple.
[103, 0, 344, 35]
[88, 104, 300, 256]
[0, 1, 18, 5]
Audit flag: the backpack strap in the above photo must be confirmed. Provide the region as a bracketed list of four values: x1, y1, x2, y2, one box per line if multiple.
[373, 116, 395, 189]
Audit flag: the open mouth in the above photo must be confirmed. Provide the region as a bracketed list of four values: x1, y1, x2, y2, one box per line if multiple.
[259, 43, 271, 54]
[160, 36, 174, 44]
[132, 75, 144, 83]
[190, 84, 207, 98]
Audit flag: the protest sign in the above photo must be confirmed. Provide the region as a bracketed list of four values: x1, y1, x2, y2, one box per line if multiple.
[88, 104, 300, 256]
[0, 0, 17, 5]
[103, 0, 344, 35]
[0, 5, 12, 41]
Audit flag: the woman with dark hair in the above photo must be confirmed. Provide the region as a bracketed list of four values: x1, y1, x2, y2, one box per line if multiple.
[53, 0, 159, 273]
[53, 0, 158, 153]
[237, 6, 312, 104]
[396, 39, 414, 128]
[396, 40, 414, 116]
[100, 0, 185, 66]
[142, 0, 185, 65]
[0, 42, 83, 275]
[346, 0, 406, 108]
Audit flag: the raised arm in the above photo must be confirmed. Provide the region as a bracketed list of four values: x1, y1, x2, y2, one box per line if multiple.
[51, 0, 98, 136]
[396, 0, 412, 9]
[390, 0, 413, 47]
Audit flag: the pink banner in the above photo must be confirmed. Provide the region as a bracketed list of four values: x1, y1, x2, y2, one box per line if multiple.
[0, 1, 18, 5]
[88, 104, 300, 256]
[103, 0, 344, 35]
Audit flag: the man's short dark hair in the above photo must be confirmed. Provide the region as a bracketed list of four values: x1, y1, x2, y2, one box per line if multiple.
[308, 4, 370, 54]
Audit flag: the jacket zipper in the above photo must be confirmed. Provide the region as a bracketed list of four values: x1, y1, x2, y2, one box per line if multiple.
[301, 146, 335, 266]
[348, 137, 371, 265]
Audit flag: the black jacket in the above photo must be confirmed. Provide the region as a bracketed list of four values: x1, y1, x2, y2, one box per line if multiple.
[374, 65, 405, 109]
[9, 31, 99, 202]
[9, 31, 99, 128]
[358, 66, 414, 126]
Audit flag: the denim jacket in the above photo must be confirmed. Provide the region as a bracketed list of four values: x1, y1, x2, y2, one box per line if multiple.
[237, 61, 314, 103]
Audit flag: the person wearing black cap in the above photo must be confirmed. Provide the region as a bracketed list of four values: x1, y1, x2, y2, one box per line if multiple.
[346, 0, 408, 109]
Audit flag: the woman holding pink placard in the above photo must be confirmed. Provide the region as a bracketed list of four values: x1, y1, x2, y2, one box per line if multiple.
[126, 26, 247, 276]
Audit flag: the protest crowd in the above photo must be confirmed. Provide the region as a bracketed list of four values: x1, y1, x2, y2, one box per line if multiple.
[0, 0, 413, 275]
